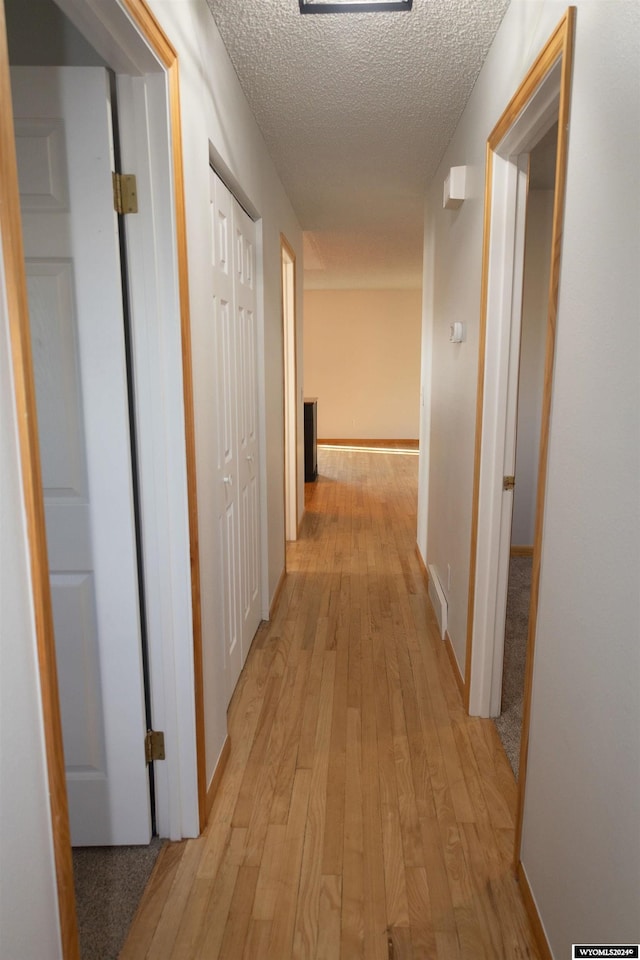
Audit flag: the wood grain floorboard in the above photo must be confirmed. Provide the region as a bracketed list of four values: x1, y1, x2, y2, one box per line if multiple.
[121, 447, 543, 959]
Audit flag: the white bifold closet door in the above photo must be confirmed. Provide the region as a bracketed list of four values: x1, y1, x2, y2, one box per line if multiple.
[12, 66, 150, 846]
[209, 169, 261, 705]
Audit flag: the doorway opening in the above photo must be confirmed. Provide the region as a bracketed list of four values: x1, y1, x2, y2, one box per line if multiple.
[10, 51, 160, 948]
[281, 236, 298, 544]
[494, 124, 558, 777]
[2, 0, 205, 953]
[463, 9, 575, 866]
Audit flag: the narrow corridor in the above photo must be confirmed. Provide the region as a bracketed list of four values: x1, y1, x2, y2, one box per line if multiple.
[122, 446, 541, 959]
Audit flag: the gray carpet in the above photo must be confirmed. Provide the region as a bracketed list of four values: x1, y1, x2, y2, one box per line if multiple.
[494, 556, 532, 779]
[73, 838, 165, 959]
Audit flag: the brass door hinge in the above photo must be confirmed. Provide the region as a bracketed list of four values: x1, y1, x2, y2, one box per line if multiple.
[113, 172, 138, 214]
[503, 475, 516, 491]
[145, 729, 165, 764]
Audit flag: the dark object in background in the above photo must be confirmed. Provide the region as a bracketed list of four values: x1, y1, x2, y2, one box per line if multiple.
[304, 398, 318, 482]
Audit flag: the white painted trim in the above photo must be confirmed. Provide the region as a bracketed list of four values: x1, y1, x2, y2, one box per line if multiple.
[468, 67, 561, 718]
[209, 142, 260, 221]
[499, 59, 562, 159]
[417, 203, 435, 560]
[255, 220, 271, 621]
[491, 155, 529, 717]
[427, 564, 448, 640]
[468, 157, 520, 716]
[282, 248, 297, 542]
[54, 0, 160, 75]
[117, 74, 198, 839]
[53, 0, 199, 839]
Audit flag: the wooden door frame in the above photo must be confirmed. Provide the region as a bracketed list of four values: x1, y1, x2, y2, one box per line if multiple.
[0, 0, 206, 955]
[463, 7, 575, 869]
[281, 233, 299, 544]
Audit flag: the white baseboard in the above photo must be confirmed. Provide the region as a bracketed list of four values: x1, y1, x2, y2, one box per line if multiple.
[427, 565, 448, 640]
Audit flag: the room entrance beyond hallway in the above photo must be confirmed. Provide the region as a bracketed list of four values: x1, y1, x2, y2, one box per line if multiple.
[465, 9, 575, 871]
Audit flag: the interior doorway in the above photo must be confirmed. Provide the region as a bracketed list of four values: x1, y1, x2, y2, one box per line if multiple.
[2, 0, 204, 953]
[494, 125, 558, 777]
[12, 61, 153, 845]
[281, 235, 298, 543]
[463, 10, 575, 867]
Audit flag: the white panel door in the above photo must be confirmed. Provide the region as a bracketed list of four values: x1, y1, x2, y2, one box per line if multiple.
[12, 66, 150, 845]
[209, 170, 261, 704]
[232, 201, 261, 661]
[210, 169, 242, 704]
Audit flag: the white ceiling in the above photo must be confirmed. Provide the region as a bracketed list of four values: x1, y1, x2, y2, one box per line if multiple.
[206, 0, 510, 288]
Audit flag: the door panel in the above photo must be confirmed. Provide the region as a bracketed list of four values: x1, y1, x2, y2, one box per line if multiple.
[210, 170, 241, 701]
[51, 574, 105, 770]
[27, 261, 86, 499]
[12, 66, 150, 845]
[233, 202, 261, 660]
[209, 169, 261, 704]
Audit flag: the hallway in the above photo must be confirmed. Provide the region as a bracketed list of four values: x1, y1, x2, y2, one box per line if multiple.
[121, 446, 541, 959]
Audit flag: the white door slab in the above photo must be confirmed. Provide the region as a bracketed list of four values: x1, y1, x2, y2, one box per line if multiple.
[210, 168, 242, 703]
[12, 66, 150, 845]
[209, 169, 261, 705]
[233, 200, 261, 662]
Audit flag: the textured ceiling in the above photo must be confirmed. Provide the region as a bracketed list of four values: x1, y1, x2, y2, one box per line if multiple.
[206, 0, 510, 288]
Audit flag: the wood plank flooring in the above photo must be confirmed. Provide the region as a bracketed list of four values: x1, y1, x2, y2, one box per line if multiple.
[121, 447, 541, 959]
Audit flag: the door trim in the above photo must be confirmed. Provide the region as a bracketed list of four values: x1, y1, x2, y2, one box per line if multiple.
[463, 7, 575, 867]
[281, 234, 299, 545]
[1, 0, 206, 953]
[117, 0, 207, 836]
[59, 0, 207, 833]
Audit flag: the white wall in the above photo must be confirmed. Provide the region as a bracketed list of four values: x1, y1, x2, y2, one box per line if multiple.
[512, 190, 553, 547]
[303, 288, 422, 440]
[0, 250, 62, 957]
[419, 2, 640, 955]
[146, 0, 303, 788]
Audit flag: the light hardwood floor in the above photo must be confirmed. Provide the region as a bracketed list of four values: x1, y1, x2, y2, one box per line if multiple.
[121, 447, 541, 959]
